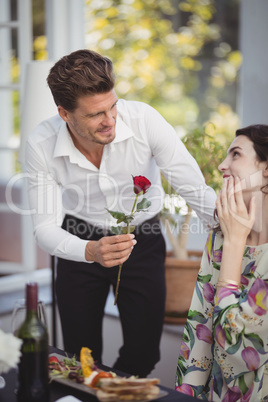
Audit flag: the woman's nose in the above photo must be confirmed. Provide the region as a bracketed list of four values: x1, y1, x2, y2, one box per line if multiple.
[218, 158, 227, 172]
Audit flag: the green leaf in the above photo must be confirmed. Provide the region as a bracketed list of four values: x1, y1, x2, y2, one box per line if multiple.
[122, 225, 135, 234]
[124, 215, 134, 224]
[197, 274, 212, 283]
[238, 375, 248, 395]
[226, 335, 242, 355]
[185, 321, 195, 350]
[187, 310, 207, 324]
[212, 262, 221, 271]
[137, 198, 151, 211]
[224, 326, 233, 344]
[106, 209, 126, 220]
[117, 217, 126, 224]
[111, 226, 123, 235]
[244, 333, 266, 354]
[196, 282, 204, 307]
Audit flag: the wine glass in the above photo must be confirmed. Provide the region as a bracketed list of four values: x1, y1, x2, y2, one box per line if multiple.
[11, 298, 48, 335]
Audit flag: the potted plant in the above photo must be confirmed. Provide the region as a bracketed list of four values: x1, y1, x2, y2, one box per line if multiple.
[161, 124, 225, 324]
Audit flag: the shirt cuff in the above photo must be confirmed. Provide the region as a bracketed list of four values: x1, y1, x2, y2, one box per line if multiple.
[53, 237, 94, 263]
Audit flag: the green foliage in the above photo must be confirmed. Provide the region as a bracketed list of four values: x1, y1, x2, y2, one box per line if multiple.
[85, 0, 219, 127]
[107, 195, 151, 235]
[137, 198, 151, 211]
[161, 122, 226, 199]
[181, 124, 225, 193]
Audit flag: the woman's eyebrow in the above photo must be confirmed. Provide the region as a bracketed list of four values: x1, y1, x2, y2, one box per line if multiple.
[227, 145, 242, 154]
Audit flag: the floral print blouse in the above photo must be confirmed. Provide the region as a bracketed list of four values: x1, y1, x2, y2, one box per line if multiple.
[176, 230, 268, 401]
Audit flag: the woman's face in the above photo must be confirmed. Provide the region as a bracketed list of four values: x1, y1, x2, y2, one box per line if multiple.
[218, 135, 267, 197]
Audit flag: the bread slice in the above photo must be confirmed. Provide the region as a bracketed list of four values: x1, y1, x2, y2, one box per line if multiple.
[96, 377, 160, 401]
[96, 385, 160, 401]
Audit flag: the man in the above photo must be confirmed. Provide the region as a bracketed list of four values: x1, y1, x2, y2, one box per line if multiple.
[26, 49, 216, 377]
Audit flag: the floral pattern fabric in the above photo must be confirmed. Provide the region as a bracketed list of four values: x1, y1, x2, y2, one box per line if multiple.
[176, 230, 268, 401]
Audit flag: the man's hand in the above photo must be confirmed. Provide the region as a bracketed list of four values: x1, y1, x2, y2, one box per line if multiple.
[85, 234, 137, 267]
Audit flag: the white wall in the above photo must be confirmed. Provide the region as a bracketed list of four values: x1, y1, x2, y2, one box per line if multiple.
[239, 0, 268, 125]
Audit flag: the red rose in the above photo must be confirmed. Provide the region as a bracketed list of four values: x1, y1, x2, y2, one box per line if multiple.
[133, 175, 151, 194]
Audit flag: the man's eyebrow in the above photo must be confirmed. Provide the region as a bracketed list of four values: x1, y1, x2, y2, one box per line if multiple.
[86, 100, 118, 118]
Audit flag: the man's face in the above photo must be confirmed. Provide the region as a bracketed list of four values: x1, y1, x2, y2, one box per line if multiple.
[59, 90, 118, 147]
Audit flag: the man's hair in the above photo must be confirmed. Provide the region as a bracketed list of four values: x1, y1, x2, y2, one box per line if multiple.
[47, 49, 115, 111]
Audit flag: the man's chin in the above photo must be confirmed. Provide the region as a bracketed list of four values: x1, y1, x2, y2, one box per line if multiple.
[96, 132, 115, 145]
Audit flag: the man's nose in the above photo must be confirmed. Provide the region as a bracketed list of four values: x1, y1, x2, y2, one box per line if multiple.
[103, 111, 116, 125]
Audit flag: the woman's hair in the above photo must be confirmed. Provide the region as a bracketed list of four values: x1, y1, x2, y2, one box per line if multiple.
[236, 124, 268, 166]
[47, 49, 115, 111]
[236, 124, 268, 193]
[214, 124, 268, 232]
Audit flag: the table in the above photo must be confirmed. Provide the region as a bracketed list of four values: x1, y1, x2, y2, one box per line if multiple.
[0, 346, 199, 402]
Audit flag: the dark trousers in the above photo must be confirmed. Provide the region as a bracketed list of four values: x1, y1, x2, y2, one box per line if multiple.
[56, 215, 166, 377]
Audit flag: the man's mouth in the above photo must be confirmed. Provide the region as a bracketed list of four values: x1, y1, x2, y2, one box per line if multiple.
[98, 127, 113, 134]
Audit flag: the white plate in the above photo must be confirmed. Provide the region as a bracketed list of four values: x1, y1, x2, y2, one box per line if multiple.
[49, 353, 168, 401]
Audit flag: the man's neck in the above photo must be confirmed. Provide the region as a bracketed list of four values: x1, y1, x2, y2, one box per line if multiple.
[69, 128, 104, 169]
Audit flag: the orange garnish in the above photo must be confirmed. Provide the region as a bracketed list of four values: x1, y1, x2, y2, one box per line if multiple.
[91, 371, 113, 388]
[80, 347, 94, 378]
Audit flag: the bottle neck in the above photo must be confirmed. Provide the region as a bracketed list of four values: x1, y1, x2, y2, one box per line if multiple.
[26, 282, 38, 312]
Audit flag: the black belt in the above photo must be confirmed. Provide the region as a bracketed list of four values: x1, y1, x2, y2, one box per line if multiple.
[62, 214, 161, 240]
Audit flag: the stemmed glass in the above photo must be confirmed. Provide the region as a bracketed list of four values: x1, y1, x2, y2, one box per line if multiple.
[0, 375, 6, 389]
[11, 298, 47, 335]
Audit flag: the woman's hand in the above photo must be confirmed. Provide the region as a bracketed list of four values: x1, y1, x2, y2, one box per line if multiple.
[216, 176, 256, 243]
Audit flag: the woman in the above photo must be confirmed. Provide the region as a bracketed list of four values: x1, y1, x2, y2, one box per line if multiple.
[176, 124, 268, 401]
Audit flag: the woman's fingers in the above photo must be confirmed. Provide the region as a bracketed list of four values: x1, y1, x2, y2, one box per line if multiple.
[248, 195, 256, 223]
[216, 192, 223, 215]
[227, 176, 236, 212]
[233, 176, 245, 209]
[217, 176, 255, 233]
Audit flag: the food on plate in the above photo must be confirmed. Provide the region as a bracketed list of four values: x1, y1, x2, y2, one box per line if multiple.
[48, 356, 59, 365]
[90, 371, 114, 388]
[49, 350, 113, 388]
[80, 346, 95, 378]
[49, 353, 85, 383]
[49, 349, 161, 401]
[96, 377, 160, 401]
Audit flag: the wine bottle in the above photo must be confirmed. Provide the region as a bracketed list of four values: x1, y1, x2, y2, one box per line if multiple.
[17, 282, 49, 402]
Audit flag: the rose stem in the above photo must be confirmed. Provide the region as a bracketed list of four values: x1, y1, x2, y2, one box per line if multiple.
[114, 222, 132, 305]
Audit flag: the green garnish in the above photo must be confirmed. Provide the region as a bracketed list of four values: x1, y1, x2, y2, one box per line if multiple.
[63, 355, 78, 367]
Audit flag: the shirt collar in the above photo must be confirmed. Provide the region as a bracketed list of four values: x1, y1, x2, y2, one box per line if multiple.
[53, 113, 134, 159]
[53, 119, 74, 158]
[113, 114, 134, 143]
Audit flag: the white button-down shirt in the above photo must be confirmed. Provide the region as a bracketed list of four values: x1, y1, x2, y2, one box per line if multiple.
[25, 99, 217, 262]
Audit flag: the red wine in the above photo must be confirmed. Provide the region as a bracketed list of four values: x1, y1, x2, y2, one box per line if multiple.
[17, 283, 49, 402]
